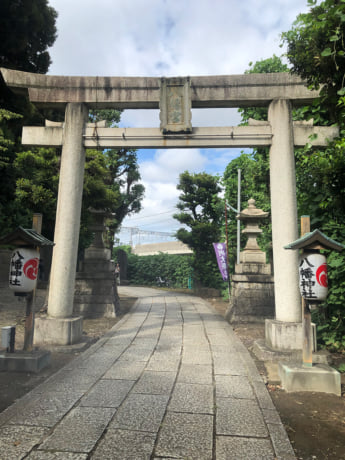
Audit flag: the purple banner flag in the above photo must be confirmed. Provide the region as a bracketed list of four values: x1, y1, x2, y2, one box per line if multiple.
[213, 243, 229, 281]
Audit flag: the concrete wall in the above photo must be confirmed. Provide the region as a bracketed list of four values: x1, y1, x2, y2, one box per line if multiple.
[132, 241, 192, 256]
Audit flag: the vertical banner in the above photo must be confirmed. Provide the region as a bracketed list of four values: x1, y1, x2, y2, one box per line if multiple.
[213, 243, 229, 281]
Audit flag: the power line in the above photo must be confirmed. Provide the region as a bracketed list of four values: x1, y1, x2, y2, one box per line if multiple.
[125, 209, 176, 222]
[120, 227, 175, 236]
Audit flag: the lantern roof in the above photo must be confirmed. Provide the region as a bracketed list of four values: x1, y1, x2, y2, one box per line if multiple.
[237, 198, 269, 221]
[0, 226, 54, 247]
[284, 229, 344, 252]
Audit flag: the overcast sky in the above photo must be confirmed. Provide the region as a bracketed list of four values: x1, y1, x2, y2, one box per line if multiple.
[48, 0, 310, 245]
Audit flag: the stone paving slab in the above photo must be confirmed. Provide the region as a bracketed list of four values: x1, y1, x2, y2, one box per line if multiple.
[146, 356, 180, 372]
[182, 349, 212, 365]
[118, 345, 153, 362]
[178, 363, 213, 385]
[111, 393, 169, 432]
[35, 369, 99, 393]
[0, 425, 49, 460]
[169, 382, 214, 414]
[155, 411, 214, 460]
[155, 343, 181, 356]
[132, 370, 175, 394]
[92, 429, 156, 460]
[216, 435, 275, 460]
[252, 380, 277, 410]
[215, 374, 255, 399]
[213, 353, 248, 375]
[8, 391, 81, 427]
[216, 397, 268, 437]
[266, 422, 297, 460]
[0, 288, 296, 459]
[102, 359, 146, 380]
[39, 406, 115, 453]
[79, 378, 134, 407]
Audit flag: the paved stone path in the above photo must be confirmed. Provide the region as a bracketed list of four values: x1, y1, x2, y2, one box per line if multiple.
[0, 287, 295, 459]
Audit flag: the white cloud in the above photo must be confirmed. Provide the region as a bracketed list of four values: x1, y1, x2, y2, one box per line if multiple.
[48, 0, 310, 77]
[141, 149, 207, 182]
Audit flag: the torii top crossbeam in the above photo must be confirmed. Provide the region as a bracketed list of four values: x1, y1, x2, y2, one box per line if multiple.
[1, 68, 337, 151]
[1, 68, 320, 109]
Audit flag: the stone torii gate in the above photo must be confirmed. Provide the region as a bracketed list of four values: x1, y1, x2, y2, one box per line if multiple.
[0, 69, 338, 348]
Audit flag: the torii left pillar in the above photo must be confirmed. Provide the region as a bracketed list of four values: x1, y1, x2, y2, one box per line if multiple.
[35, 103, 88, 345]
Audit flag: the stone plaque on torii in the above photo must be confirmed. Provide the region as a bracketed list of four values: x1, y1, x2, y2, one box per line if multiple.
[0, 68, 339, 348]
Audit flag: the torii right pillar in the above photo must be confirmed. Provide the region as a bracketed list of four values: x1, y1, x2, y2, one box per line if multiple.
[266, 99, 307, 351]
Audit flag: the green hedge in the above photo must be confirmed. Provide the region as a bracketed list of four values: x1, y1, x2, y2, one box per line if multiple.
[127, 252, 193, 288]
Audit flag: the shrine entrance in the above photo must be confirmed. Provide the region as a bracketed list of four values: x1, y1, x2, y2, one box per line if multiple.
[0, 69, 338, 349]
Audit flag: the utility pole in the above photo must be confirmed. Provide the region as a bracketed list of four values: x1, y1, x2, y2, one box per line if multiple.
[23, 213, 42, 352]
[224, 203, 231, 298]
[225, 169, 241, 265]
[237, 169, 241, 265]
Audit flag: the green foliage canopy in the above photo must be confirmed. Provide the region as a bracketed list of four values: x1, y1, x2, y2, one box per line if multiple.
[0, 0, 58, 235]
[0, 0, 58, 74]
[13, 142, 145, 249]
[282, 0, 345, 121]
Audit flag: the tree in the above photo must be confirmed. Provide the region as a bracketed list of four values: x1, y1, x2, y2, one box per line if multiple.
[14, 145, 145, 251]
[238, 55, 289, 126]
[102, 148, 145, 252]
[0, 108, 31, 234]
[281, 1, 345, 227]
[0, 0, 58, 235]
[282, 0, 345, 121]
[174, 171, 224, 288]
[87, 109, 145, 251]
[0, 0, 58, 74]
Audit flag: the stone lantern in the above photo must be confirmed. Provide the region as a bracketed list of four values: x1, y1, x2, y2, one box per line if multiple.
[238, 198, 269, 264]
[225, 199, 274, 323]
[88, 208, 108, 250]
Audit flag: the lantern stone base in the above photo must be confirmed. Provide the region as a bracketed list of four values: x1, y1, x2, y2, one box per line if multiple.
[34, 316, 83, 346]
[253, 339, 332, 365]
[74, 272, 118, 318]
[73, 240, 119, 318]
[265, 319, 316, 352]
[0, 349, 51, 373]
[278, 362, 341, 396]
[225, 262, 275, 323]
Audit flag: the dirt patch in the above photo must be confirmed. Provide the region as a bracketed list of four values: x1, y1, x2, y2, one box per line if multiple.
[207, 297, 345, 460]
